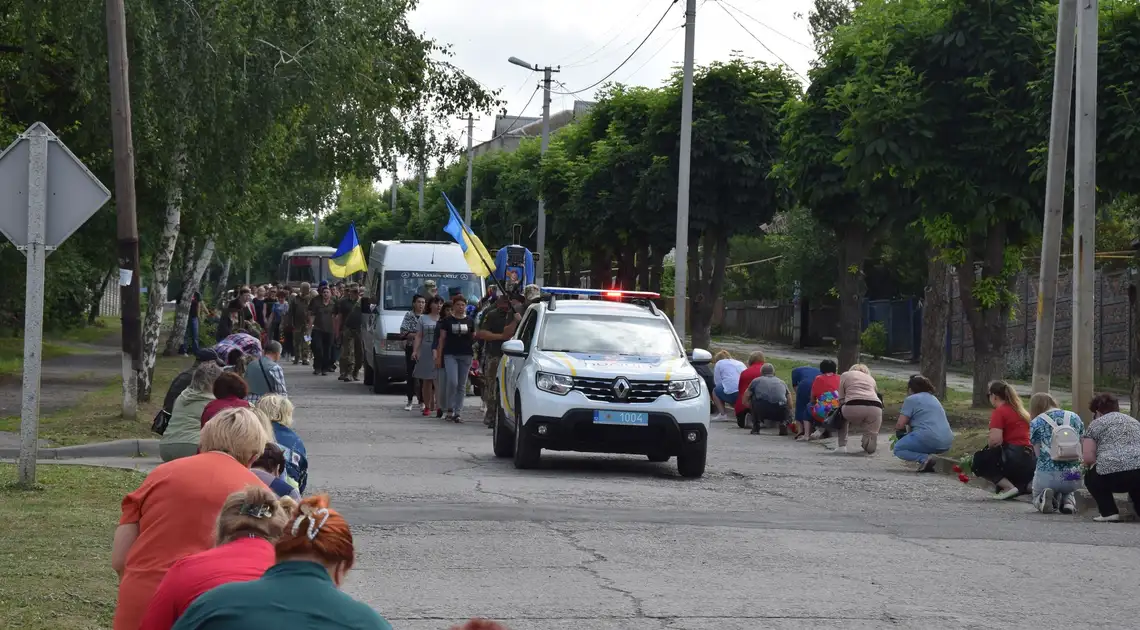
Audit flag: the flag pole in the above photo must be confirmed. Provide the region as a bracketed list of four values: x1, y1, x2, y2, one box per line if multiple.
[443, 193, 509, 299]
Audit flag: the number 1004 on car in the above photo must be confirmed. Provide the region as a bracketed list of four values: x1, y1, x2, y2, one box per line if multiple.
[593, 410, 649, 426]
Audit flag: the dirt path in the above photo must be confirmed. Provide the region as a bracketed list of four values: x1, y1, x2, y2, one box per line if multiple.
[0, 334, 124, 449]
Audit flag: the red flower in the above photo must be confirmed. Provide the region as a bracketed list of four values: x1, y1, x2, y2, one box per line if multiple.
[958, 474, 970, 484]
[952, 465, 962, 473]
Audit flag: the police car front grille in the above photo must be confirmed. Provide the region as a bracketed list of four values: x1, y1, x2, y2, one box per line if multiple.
[571, 377, 669, 403]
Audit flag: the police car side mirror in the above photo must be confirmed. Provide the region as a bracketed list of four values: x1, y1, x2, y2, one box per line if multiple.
[502, 339, 527, 357]
[689, 348, 713, 365]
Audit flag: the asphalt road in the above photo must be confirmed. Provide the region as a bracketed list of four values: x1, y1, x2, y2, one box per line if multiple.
[287, 363, 1140, 630]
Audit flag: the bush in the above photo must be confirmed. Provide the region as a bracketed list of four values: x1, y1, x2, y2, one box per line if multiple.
[860, 321, 888, 359]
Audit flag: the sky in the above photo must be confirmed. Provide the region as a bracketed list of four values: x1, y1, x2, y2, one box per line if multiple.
[390, 0, 818, 184]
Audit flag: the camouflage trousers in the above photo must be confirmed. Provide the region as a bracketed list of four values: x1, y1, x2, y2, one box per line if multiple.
[292, 329, 310, 364]
[340, 328, 364, 378]
[481, 355, 501, 426]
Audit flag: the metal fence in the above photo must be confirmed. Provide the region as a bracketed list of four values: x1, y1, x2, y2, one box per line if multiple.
[863, 298, 920, 359]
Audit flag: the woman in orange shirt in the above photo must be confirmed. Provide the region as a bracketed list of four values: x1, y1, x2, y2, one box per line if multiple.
[111, 407, 270, 630]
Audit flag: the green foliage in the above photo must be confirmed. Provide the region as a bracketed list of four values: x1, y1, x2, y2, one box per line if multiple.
[860, 321, 888, 358]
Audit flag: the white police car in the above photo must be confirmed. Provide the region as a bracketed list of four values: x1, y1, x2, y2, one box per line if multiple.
[490, 288, 713, 478]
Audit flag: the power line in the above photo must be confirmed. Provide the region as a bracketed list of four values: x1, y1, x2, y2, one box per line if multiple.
[717, 0, 814, 52]
[551, 0, 681, 96]
[484, 86, 542, 143]
[560, 0, 660, 68]
[715, 0, 807, 81]
[618, 25, 683, 84]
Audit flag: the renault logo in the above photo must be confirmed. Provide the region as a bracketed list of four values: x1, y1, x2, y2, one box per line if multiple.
[613, 377, 631, 400]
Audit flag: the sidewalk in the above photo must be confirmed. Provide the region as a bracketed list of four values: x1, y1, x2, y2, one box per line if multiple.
[710, 336, 1129, 410]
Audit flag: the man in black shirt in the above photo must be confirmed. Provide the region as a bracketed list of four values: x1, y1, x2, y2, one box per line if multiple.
[308, 284, 337, 375]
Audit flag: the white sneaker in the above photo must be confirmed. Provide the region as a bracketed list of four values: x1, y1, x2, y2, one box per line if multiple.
[1094, 514, 1121, 522]
[403, 402, 414, 411]
[711, 412, 725, 422]
[810, 430, 823, 440]
[1036, 488, 1057, 514]
[992, 487, 1020, 501]
[1060, 493, 1077, 515]
[830, 445, 848, 454]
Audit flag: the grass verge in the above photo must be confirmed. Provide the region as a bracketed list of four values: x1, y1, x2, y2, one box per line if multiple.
[0, 317, 121, 377]
[0, 353, 190, 446]
[0, 463, 145, 630]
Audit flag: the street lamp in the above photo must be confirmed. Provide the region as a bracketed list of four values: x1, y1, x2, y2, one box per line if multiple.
[507, 55, 558, 285]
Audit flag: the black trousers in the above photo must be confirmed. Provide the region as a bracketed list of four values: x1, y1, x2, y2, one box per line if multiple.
[404, 345, 420, 403]
[1084, 466, 1140, 517]
[311, 330, 334, 373]
[752, 400, 788, 434]
[972, 444, 1035, 493]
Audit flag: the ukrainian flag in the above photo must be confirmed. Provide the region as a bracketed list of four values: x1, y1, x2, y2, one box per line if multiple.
[442, 193, 495, 278]
[328, 222, 367, 278]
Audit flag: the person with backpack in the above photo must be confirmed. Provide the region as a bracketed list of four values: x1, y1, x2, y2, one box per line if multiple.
[1027, 392, 1085, 514]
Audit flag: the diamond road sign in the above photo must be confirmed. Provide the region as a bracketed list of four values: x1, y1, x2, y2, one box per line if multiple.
[0, 122, 110, 250]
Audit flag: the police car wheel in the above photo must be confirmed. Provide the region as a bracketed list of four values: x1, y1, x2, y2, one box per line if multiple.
[512, 401, 540, 469]
[492, 390, 514, 458]
[677, 443, 707, 479]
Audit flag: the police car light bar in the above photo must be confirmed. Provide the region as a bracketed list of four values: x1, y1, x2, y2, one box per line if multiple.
[541, 287, 662, 299]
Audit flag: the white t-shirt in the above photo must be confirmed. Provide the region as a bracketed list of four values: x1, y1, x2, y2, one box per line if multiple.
[713, 358, 746, 394]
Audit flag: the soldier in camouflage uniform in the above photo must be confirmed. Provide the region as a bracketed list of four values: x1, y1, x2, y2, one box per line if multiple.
[476, 292, 521, 427]
[288, 282, 312, 365]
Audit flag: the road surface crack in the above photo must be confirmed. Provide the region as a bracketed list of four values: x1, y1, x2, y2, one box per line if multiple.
[546, 523, 648, 619]
[473, 479, 528, 504]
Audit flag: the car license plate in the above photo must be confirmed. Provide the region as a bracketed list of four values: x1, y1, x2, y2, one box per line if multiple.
[593, 410, 649, 426]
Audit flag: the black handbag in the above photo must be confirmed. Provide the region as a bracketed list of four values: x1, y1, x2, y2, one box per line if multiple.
[823, 405, 846, 431]
[151, 408, 171, 435]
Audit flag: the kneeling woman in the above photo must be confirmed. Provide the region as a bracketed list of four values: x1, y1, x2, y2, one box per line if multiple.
[172, 495, 393, 629]
[971, 381, 1035, 500]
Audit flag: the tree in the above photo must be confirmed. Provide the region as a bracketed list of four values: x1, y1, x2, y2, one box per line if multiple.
[650, 60, 801, 350]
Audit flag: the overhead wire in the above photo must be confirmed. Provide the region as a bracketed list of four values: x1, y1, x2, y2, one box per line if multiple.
[551, 0, 681, 96]
[484, 85, 542, 143]
[618, 24, 683, 84]
[560, 0, 660, 68]
[717, 0, 814, 52]
[715, 0, 808, 82]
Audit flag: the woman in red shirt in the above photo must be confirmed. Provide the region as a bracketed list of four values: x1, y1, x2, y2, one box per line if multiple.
[971, 380, 1035, 500]
[734, 351, 767, 427]
[139, 485, 295, 630]
[202, 372, 251, 426]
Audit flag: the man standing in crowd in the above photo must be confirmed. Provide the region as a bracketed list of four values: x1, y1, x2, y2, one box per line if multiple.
[289, 282, 312, 365]
[338, 283, 365, 382]
[246, 340, 288, 403]
[422, 279, 439, 300]
[476, 292, 521, 428]
[308, 282, 337, 376]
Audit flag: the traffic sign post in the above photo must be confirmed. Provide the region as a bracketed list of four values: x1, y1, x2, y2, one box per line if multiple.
[0, 123, 111, 487]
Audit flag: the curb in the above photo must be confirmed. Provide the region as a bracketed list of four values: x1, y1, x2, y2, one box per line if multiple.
[927, 455, 1137, 522]
[0, 438, 159, 460]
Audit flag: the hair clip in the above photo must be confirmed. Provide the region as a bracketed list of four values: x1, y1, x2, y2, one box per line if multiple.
[238, 503, 273, 519]
[290, 506, 331, 540]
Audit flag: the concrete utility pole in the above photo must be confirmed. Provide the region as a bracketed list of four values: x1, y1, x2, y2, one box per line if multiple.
[106, 0, 142, 420]
[508, 56, 560, 285]
[390, 157, 398, 213]
[313, 212, 320, 241]
[418, 159, 425, 216]
[1072, 0, 1098, 422]
[463, 114, 475, 226]
[1031, 0, 1078, 394]
[673, 0, 697, 337]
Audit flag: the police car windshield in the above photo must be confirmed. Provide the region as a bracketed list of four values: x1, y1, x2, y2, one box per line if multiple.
[383, 271, 482, 310]
[538, 314, 683, 358]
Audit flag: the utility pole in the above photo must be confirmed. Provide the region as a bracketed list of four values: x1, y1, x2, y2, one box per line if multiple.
[390, 156, 398, 213]
[1031, 0, 1078, 394]
[463, 114, 475, 226]
[106, 0, 142, 420]
[1072, 0, 1098, 422]
[313, 212, 320, 241]
[508, 56, 560, 285]
[418, 159, 425, 217]
[245, 262, 250, 286]
[673, 0, 697, 338]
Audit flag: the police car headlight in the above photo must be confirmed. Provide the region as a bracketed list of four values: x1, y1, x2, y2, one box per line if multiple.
[669, 378, 702, 401]
[536, 372, 574, 395]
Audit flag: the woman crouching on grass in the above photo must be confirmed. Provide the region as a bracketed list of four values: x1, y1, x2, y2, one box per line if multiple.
[172, 495, 393, 629]
[139, 486, 295, 630]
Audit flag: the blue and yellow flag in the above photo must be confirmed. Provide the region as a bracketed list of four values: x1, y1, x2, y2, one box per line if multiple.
[328, 222, 367, 278]
[442, 193, 495, 278]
